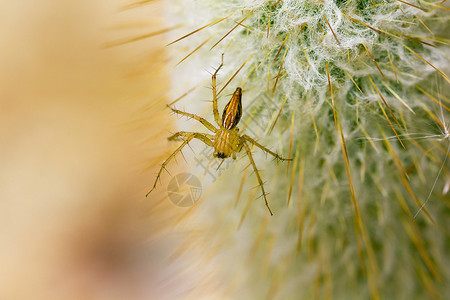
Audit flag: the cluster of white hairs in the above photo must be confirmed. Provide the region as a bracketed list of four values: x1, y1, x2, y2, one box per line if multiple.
[169, 0, 446, 104]
[165, 0, 449, 299]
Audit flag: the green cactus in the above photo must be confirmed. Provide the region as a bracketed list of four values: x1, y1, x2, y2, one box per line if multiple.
[164, 0, 449, 298]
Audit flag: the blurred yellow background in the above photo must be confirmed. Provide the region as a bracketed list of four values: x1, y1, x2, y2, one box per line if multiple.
[0, 1, 201, 299]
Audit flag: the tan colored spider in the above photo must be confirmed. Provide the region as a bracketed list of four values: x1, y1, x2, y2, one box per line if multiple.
[146, 56, 290, 215]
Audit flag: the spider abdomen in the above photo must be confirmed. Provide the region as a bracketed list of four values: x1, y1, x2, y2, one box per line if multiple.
[213, 129, 240, 159]
[221, 87, 242, 129]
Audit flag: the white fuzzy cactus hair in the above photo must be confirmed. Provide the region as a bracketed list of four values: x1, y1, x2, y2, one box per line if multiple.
[144, 0, 449, 298]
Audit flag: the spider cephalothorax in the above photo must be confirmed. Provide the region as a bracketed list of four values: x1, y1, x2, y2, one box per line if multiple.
[147, 56, 289, 215]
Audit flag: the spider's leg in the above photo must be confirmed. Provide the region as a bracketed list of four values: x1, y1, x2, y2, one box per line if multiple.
[212, 54, 224, 126]
[169, 131, 214, 144]
[242, 141, 273, 216]
[168, 106, 217, 133]
[146, 133, 213, 196]
[242, 135, 291, 161]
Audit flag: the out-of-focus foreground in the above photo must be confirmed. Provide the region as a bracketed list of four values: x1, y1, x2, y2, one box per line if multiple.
[0, 1, 213, 299]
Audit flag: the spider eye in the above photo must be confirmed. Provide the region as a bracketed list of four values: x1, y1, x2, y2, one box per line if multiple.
[222, 87, 242, 129]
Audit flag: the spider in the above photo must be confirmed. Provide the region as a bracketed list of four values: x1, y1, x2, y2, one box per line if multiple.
[146, 56, 290, 215]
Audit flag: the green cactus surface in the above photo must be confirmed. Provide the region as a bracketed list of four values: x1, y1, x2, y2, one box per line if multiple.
[163, 0, 449, 298]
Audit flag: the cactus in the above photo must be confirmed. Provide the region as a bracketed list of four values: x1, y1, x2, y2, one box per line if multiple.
[163, 0, 449, 298]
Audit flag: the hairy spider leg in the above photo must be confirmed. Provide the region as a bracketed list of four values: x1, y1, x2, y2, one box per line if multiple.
[242, 141, 273, 215]
[168, 106, 218, 133]
[212, 54, 224, 127]
[242, 135, 290, 161]
[146, 132, 213, 197]
[168, 131, 215, 144]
